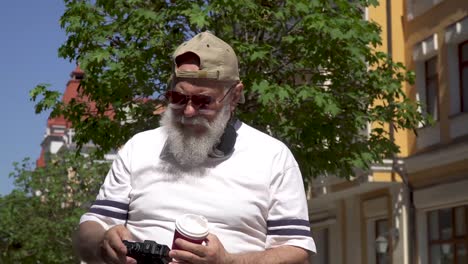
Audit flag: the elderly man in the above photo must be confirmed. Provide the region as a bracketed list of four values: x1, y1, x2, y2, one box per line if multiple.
[75, 31, 315, 264]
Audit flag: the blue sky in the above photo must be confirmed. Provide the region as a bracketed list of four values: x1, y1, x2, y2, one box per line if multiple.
[0, 1, 74, 195]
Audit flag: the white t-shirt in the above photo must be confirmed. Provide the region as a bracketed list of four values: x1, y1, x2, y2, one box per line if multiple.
[80, 121, 316, 254]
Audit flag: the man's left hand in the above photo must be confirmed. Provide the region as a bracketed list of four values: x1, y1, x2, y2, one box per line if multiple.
[168, 233, 233, 264]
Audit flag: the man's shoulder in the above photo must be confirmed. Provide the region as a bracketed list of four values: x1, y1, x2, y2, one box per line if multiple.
[129, 126, 166, 143]
[235, 121, 299, 170]
[118, 127, 166, 156]
[237, 122, 289, 150]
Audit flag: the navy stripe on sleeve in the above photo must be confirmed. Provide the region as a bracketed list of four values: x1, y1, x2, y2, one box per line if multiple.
[92, 200, 129, 210]
[267, 219, 310, 228]
[267, 228, 312, 237]
[89, 208, 128, 220]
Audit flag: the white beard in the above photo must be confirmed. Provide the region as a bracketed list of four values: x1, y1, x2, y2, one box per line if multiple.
[160, 104, 231, 169]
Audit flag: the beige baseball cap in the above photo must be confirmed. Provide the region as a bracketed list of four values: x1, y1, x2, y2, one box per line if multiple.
[172, 31, 245, 103]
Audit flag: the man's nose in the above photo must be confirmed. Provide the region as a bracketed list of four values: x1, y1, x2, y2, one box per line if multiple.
[183, 101, 197, 117]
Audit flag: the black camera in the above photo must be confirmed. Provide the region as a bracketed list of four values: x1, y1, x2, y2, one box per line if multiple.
[122, 240, 171, 264]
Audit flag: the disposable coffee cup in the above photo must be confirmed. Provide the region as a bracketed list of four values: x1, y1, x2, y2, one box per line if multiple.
[172, 214, 209, 250]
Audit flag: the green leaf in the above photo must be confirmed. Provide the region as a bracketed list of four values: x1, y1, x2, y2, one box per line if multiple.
[250, 50, 269, 62]
[1, 151, 110, 263]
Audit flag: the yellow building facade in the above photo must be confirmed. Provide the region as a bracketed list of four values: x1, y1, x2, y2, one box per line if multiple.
[308, 1, 468, 263]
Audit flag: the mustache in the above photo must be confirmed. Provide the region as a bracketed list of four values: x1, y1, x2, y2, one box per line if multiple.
[181, 116, 209, 126]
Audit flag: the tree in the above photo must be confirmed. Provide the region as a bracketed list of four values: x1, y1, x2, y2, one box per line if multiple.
[30, 0, 426, 181]
[0, 152, 110, 263]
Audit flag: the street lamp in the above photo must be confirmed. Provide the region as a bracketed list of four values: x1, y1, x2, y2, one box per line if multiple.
[375, 228, 399, 254]
[375, 235, 389, 254]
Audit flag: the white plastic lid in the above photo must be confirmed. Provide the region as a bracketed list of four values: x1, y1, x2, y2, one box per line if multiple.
[175, 214, 209, 240]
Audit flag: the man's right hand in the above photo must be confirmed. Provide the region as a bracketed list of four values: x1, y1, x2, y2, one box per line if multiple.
[100, 225, 136, 264]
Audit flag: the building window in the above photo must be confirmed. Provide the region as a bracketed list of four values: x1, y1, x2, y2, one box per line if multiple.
[425, 56, 439, 120]
[407, 0, 444, 21]
[428, 205, 468, 264]
[459, 40, 468, 113]
[376, 219, 390, 264]
[311, 228, 329, 264]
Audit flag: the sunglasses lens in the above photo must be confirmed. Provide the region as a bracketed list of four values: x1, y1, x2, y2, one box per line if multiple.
[191, 94, 213, 108]
[166, 91, 187, 105]
[165, 91, 214, 109]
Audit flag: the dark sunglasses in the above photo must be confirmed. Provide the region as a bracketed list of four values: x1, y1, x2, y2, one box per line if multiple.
[165, 91, 214, 109]
[165, 82, 237, 109]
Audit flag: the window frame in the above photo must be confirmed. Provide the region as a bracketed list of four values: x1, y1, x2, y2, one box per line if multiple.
[375, 218, 390, 264]
[425, 56, 439, 121]
[427, 205, 468, 264]
[458, 40, 468, 113]
[310, 227, 330, 264]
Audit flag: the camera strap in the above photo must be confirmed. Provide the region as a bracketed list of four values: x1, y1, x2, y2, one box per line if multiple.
[208, 116, 238, 159]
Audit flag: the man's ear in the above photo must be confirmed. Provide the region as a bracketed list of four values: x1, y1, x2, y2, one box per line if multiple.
[230, 82, 244, 111]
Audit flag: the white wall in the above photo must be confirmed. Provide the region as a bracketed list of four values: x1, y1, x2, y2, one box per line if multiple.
[50, 141, 64, 154]
[309, 203, 342, 264]
[364, 196, 388, 264]
[390, 186, 408, 264]
[345, 197, 362, 264]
